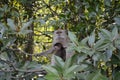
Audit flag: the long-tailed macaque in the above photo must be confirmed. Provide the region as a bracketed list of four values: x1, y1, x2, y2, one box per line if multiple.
[52, 29, 74, 60]
[34, 29, 73, 64]
[53, 43, 66, 61]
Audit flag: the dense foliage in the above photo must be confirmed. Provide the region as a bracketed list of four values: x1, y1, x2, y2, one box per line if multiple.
[0, 0, 120, 80]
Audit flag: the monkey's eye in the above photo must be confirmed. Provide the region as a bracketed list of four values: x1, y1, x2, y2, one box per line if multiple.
[56, 31, 62, 34]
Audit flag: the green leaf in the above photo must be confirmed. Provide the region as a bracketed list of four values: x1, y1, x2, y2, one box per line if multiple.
[21, 61, 30, 69]
[45, 74, 58, 80]
[64, 64, 87, 79]
[21, 21, 32, 31]
[86, 71, 108, 80]
[64, 65, 78, 79]
[0, 63, 4, 68]
[3, 4, 9, 12]
[112, 27, 118, 39]
[104, 0, 111, 6]
[7, 19, 16, 31]
[113, 71, 120, 80]
[64, 57, 72, 69]
[115, 39, 120, 49]
[52, 55, 64, 73]
[96, 43, 109, 51]
[0, 26, 5, 38]
[95, 39, 104, 49]
[68, 31, 78, 45]
[106, 49, 112, 60]
[64, 65, 80, 75]
[114, 17, 120, 25]
[19, 30, 32, 34]
[27, 61, 41, 69]
[100, 29, 112, 39]
[53, 55, 64, 68]
[0, 52, 9, 61]
[88, 31, 95, 47]
[42, 65, 59, 76]
[81, 37, 89, 45]
[36, 78, 45, 80]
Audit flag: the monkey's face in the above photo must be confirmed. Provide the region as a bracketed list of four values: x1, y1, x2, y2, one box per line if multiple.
[53, 29, 69, 47]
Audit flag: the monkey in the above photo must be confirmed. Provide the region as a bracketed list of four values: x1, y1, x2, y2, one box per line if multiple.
[35, 43, 66, 61]
[53, 43, 66, 61]
[53, 29, 74, 59]
[34, 29, 68, 58]
[17, 29, 73, 64]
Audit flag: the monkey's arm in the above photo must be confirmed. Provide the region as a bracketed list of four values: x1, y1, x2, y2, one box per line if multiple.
[34, 47, 55, 56]
[8, 47, 55, 57]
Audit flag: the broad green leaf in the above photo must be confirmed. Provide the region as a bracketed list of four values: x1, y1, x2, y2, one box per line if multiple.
[88, 31, 95, 47]
[68, 31, 78, 45]
[77, 54, 87, 63]
[64, 57, 72, 69]
[64, 65, 80, 75]
[114, 17, 120, 25]
[81, 46, 95, 56]
[64, 65, 79, 74]
[106, 49, 112, 60]
[36, 78, 45, 80]
[45, 74, 58, 80]
[76, 72, 87, 80]
[53, 55, 64, 68]
[19, 30, 32, 34]
[0, 52, 9, 61]
[7, 19, 16, 31]
[64, 64, 87, 79]
[21, 21, 32, 31]
[0, 23, 5, 38]
[0, 63, 3, 68]
[21, 61, 30, 69]
[86, 71, 108, 80]
[81, 37, 89, 45]
[51, 55, 64, 73]
[113, 71, 120, 80]
[75, 45, 82, 53]
[64, 65, 79, 79]
[27, 61, 41, 69]
[100, 29, 112, 39]
[104, 0, 111, 6]
[42, 65, 59, 76]
[112, 27, 119, 40]
[96, 43, 109, 51]
[95, 39, 104, 49]
[3, 4, 9, 12]
[66, 44, 75, 53]
[115, 39, 120, 49]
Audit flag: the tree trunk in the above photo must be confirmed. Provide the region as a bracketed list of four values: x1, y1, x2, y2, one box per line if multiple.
[24, 3, 34, 61]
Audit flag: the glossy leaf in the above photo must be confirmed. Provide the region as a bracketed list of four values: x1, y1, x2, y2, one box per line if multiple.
[7, 19, 16, 31]
[68, 31, 78, 45]
[86, 71, 108, 80]
[88, 31, 95, 47]
[21, 21, 32, 31]
[42, 65, 59, 76]
[114, 17, 120, 25]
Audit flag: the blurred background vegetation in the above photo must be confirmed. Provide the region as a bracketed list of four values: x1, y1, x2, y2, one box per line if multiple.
[0, 0, 120, 80]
